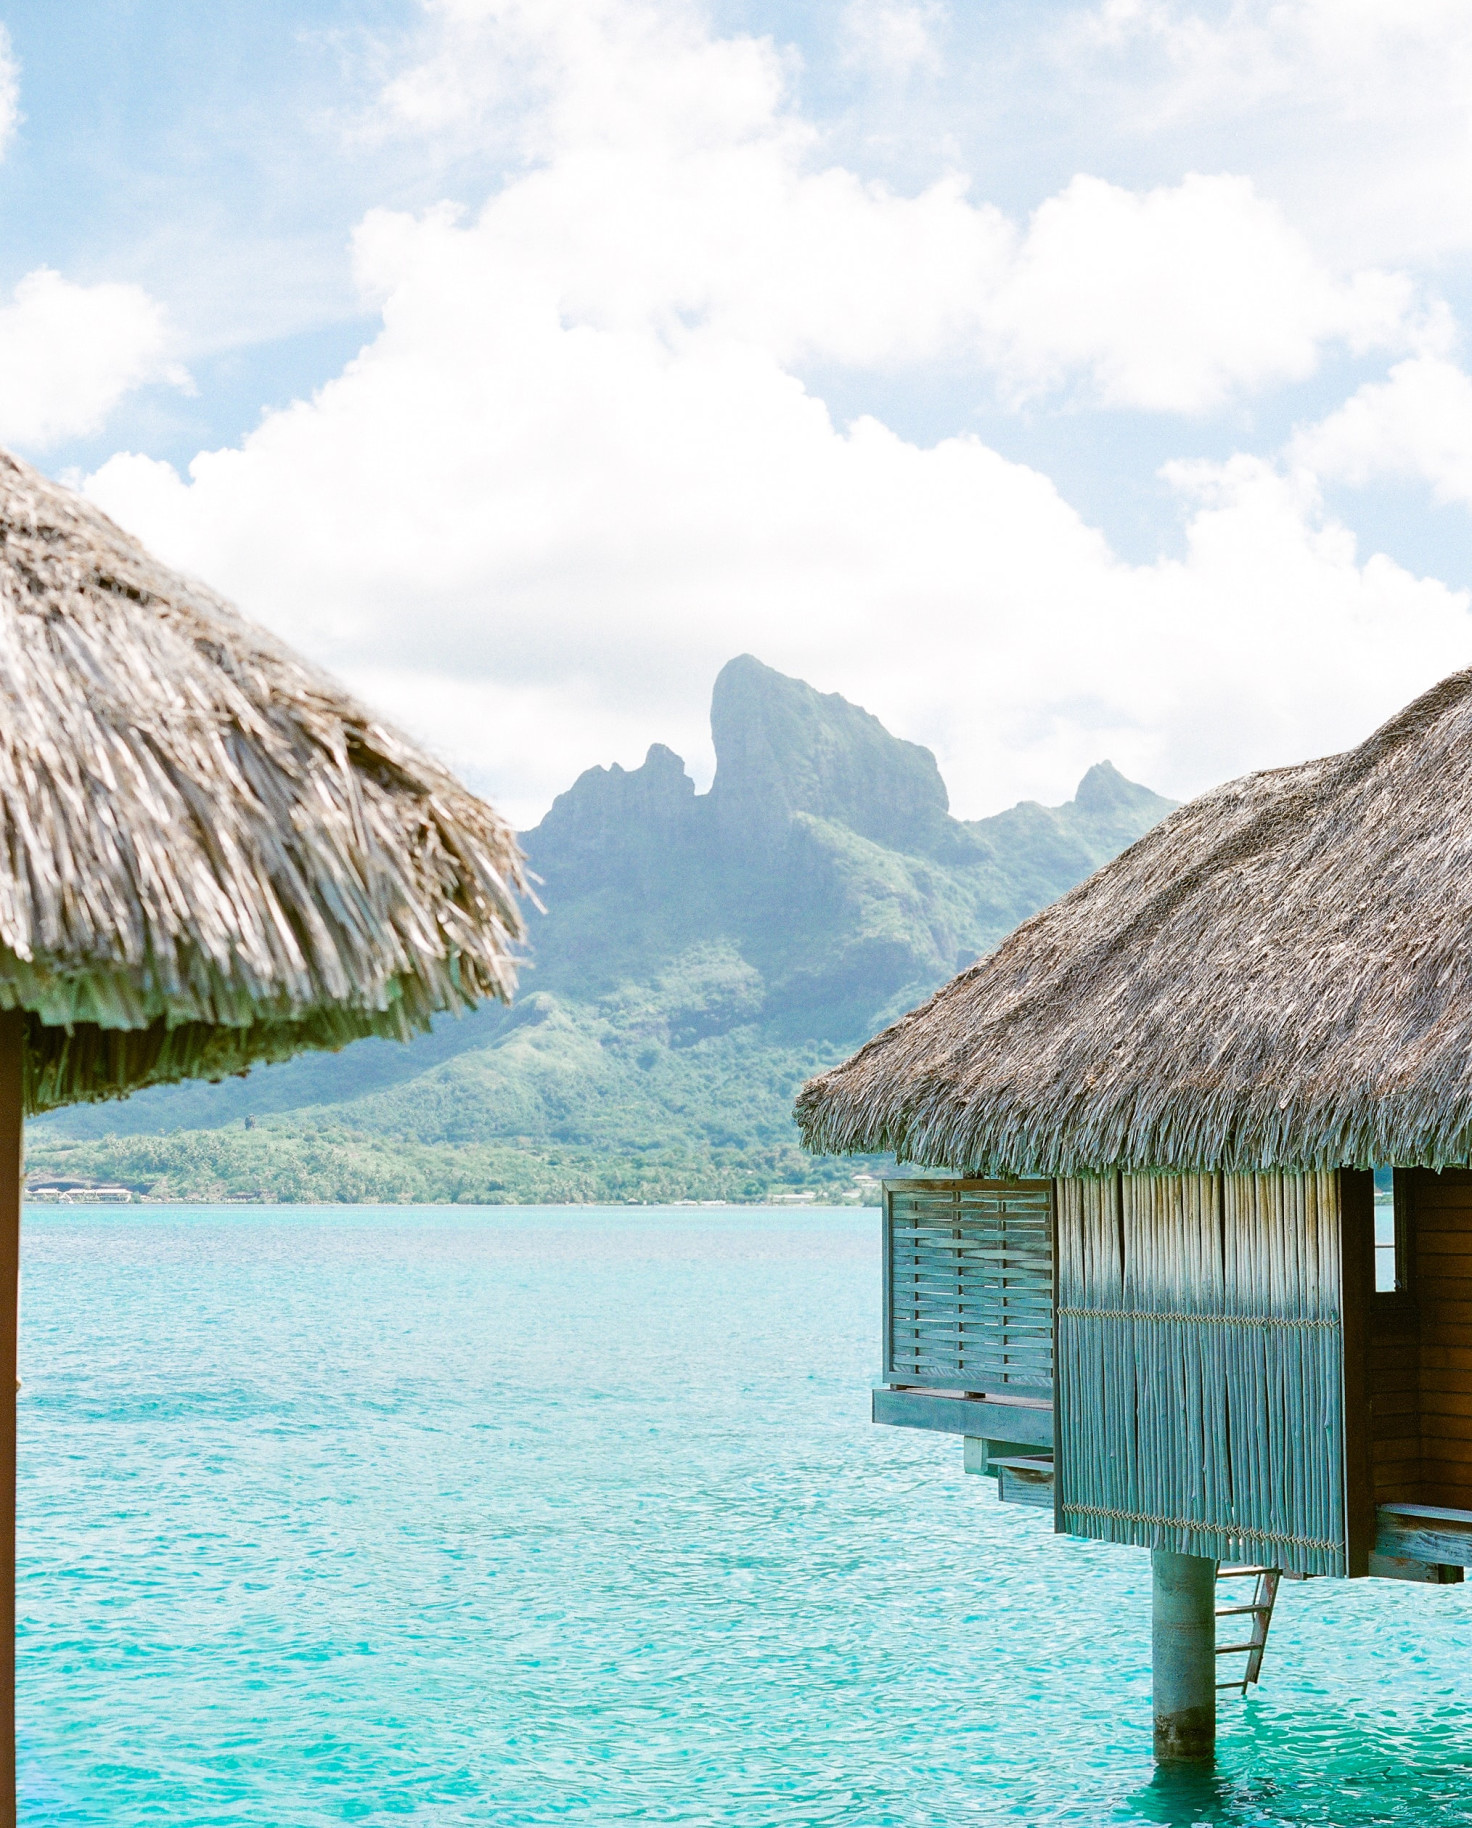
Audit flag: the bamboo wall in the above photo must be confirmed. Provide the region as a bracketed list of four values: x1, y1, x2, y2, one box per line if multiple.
[1055, 1171, 1348, 1577]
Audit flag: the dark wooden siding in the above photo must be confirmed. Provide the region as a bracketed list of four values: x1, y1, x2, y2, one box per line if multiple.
[883, 1179, 1053, 1395]
[1368, 1275, 1421, 1507]
[1406, 1169, 1472, 1509]
[1055, 1171, 1347, 1577]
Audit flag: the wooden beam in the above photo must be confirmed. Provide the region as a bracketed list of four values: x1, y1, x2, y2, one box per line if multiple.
[1366, 1553, 1463, 1584]
[1051, 1176, 1063, 1539]
[0, 1011, 22, 1828]
[998, 1465, 1053, 1509]
[1376, 1502, 1472, 1566]
[871, 1387, 1053, 1444]
[1339, 1169, 1374, 1576]
[961, 1437, 1051, 1474]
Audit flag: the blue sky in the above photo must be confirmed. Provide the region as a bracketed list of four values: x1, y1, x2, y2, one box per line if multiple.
[0, 2, 426, 465]
[2, 1, 1471, 826]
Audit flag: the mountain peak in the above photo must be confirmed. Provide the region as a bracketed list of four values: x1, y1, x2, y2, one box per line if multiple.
[1074, 760, 1131, 812]
[707, 655, 948, 855]
[530, 738, 696, 876]
[1072, 759, 1175, 829]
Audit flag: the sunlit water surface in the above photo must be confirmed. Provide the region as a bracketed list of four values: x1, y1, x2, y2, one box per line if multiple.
[16, 1204, 1472, 1826]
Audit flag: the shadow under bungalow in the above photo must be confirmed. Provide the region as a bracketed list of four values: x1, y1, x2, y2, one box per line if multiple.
[797, 667, 1472, 1763]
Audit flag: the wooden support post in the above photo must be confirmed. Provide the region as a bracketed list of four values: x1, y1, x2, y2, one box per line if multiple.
[1151, 1550, 1216, 1764]
[1338, 1169, 1374, 1577]
[0, 1011, 21, 1828]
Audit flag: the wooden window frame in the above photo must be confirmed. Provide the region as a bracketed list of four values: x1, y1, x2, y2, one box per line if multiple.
[1373, 1166, 1414, 1306]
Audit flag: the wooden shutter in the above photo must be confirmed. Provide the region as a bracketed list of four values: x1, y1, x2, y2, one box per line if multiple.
[884, 1179, 1054, 1396]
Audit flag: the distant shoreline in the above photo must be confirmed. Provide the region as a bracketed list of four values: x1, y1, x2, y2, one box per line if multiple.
[21, 1193, 880, 1210]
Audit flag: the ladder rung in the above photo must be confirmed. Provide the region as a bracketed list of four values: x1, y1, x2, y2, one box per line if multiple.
[1216, 1566, 1280, 1693]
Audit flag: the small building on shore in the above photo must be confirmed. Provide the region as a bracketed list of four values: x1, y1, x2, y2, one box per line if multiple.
[796, 667, 1472, 1763]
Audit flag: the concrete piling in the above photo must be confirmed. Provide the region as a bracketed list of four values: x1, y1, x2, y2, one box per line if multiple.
[1151, 1550, 1216, 1763]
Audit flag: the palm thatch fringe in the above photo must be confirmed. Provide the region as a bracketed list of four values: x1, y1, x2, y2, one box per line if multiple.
[0, 451, 524, 1112]
[796, 668, 1472, 1175]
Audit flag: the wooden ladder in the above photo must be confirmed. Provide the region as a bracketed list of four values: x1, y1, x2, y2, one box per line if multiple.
[1214, 1564, 1281, 1696]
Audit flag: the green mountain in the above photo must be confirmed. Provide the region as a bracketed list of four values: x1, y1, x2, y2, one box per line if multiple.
[27, 656, 1174, 1202]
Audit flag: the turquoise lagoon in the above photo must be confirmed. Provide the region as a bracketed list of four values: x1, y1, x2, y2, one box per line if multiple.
[16, 1203, 1472, 1826]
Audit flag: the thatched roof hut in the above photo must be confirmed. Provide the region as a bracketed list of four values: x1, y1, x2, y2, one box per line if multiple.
[808, 671, 1472, 1764]
[796, 668, 1472, 1176]
[0, 450, 524, 1112]
[0, 449, 526, 1826]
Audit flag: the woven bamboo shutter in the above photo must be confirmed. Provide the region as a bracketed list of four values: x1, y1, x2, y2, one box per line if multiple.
[884, 1179, 1054, 1395]
[1054, 1171, 1348, 1576]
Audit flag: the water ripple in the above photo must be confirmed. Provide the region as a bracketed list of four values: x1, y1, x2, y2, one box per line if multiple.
[14, 1205, 1472, 1825]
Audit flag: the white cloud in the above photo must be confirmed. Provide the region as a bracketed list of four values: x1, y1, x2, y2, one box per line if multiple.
[361, 5, 1427, 412]
[373, 0, 791, 161]
[1290, 356, 1472, 510]
[0, 268, 189, 449]
[1086, 0, 1472, 99]
[78, 0, 1472, 827]
[839, 1, 945, 78]
[0, 26, 19, 158]
[988, 173, 1421, 412]
[84, 242, 1469, 828]
[1074, 0, 1472, 267]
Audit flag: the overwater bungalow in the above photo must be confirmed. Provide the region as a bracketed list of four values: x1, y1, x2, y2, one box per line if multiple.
[796, 669, 1472, 1762]
[0, 452, 525, 1823]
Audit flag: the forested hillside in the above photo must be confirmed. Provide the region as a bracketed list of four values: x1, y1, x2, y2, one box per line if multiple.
[29, 657, 1174, 1202]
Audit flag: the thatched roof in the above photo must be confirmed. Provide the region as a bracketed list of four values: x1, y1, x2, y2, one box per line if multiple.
[0, 451, 523, 1112]
[797, 669, 1472, 1175]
